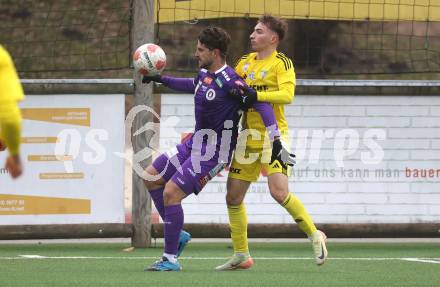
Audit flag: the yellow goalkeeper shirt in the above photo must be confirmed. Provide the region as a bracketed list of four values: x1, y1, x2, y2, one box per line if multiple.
[0, 45, 24, 155]
[235, 50, 295, 148]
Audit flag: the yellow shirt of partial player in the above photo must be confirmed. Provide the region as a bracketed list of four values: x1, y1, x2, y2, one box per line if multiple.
[0, 45, 24, 105]
[235, 50, 295, 148]
[0, 45, 24, 155]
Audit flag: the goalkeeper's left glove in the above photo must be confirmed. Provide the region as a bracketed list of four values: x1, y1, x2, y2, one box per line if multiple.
[229, 86, 258, 110]
[240, 86, 257, 109]
[271, 138, 296, 169]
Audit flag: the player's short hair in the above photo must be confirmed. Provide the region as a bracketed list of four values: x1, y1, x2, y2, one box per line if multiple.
[198, 26, 231, 59]
[258, 14, 288, 41]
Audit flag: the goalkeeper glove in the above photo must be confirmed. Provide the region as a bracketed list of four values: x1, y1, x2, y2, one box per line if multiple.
[241, 86, 258, 109]
[229, 86, 258, 110]
[142, 75, 163, 84]
[271, 138, 296, 169]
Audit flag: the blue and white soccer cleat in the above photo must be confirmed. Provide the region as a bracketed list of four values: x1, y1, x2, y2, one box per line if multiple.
[177, 230, 191, 257]
[144, 257, 181, 271]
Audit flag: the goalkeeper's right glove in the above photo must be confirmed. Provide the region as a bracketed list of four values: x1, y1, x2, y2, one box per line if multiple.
[240, 86, 258, 109]
[142, 75, 163, 84]
[271, 138, 296, 169]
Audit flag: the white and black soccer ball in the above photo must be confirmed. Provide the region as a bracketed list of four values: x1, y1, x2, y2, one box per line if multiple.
[133, 43, 166, 75]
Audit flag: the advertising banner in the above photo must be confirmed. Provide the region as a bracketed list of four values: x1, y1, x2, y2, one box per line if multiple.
[0, 94, 125, 225]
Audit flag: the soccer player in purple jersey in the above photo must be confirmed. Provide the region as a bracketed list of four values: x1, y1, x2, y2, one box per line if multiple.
[141, 27, 294, 271]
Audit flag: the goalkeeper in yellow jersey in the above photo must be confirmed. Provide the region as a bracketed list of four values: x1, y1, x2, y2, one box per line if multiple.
[216, 15, 327, 270]
[0, 45, 24, 179]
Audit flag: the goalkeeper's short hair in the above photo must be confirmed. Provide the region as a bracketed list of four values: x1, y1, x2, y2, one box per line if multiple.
[258, 14, 288, 41]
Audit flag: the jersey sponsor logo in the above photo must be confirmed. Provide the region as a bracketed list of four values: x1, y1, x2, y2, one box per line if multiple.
[215, 78, 223, 88]
[250, 84, 268, 91]
[206, 89, 216, 100]
[248, 71, 255, 80]
[229, 167, 241, 174]
[203, 76, 213, 85]
[221, 70, 231, 82]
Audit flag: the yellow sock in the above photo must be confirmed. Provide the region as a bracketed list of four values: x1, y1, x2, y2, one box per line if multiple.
[227, 203, 249, 253]
[281, 193, 317, 237]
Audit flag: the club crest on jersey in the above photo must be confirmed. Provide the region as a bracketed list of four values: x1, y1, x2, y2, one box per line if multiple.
[260, 70, 267, 79]
[206, 88, 216, 100]
[243, 63, 250, 72]
[203, 77, 213, 85]
[249, 71, 255, 80]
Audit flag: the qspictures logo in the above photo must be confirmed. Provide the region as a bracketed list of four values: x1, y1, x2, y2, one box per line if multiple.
[52, 105, 389, 181]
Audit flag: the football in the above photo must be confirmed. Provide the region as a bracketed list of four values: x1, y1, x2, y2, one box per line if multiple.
[133, 43, 166, 75]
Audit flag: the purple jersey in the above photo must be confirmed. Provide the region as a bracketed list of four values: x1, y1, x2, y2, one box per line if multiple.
[161, 64, 278, 161]
[193, 65, 242, 145]
[153, 64, 280, 195]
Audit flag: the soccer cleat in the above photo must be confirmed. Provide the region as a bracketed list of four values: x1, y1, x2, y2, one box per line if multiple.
[144, 256, 181, 271]
[177, 230, 191, 257]
[215, 253, 254, 271]
[311, 230, 328, 265]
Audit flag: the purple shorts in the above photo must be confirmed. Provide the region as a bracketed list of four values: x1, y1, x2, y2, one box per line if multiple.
[152, 142, 227, 195]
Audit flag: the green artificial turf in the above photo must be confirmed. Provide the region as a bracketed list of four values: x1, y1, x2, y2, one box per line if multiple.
[1, 242, 439, 287]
